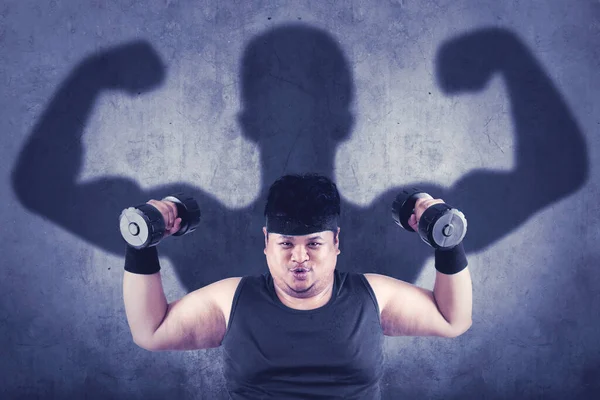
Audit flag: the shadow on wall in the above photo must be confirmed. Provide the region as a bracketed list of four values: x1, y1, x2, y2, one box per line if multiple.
[10, 24, 589, 396]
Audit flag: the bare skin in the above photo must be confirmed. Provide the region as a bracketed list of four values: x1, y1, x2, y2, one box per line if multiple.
[262, 227, 341, 310]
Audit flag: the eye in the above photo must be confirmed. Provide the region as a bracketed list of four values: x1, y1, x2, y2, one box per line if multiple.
[279, 242, 292, 247]
[309, 243, 322, 247]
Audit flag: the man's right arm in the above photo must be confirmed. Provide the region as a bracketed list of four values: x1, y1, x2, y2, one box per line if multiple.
[122, 199, 241, 351]
[123, 264, 240, 351]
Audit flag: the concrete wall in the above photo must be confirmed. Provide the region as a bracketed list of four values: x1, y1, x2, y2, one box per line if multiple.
[2, 0, 599, 398]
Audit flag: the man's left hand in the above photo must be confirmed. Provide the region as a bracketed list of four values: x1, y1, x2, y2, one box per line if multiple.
[407, 195, 446, 231]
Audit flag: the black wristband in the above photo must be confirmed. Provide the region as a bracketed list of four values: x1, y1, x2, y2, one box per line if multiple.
[124, 245, 161, 275]
[434, 242, 468, 275]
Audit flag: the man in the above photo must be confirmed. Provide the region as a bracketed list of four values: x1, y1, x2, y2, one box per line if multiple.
[123, 173, 472, 399]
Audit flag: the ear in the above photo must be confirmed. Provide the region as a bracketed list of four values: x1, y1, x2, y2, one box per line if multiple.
[335, 227, 341, 255]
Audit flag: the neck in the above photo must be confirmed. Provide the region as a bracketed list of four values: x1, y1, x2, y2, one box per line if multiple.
[273, 273, 335, 310]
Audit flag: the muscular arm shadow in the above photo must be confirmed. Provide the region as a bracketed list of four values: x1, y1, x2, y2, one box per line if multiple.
[9, 40, 261, 293]
[10, 41, 169, 254]
[435, 28, 589, 253]
[340, 28, 589, 283]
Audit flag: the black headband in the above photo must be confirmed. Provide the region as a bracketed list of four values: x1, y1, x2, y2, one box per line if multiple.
[266, 214, 339, 236]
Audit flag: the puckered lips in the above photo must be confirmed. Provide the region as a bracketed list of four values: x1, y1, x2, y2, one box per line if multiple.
[289, 265, 311, 280]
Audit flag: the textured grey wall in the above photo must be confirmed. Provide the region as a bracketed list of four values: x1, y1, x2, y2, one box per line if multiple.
[2, 0, 599, 398]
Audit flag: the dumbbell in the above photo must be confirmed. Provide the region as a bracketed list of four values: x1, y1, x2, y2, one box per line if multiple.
[119, 193, 201, 249]
[391, 188, 467, 250]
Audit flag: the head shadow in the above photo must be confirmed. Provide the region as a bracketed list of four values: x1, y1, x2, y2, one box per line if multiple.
[237, 24, 354, 181]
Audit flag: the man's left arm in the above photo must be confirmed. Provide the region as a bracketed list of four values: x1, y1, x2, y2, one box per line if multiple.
[433, 263, 473, 335]
[365, 197, 473, 338]
[365, 261, 472, 338]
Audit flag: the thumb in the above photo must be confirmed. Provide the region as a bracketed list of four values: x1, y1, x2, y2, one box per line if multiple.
[166, 218, 182, 235]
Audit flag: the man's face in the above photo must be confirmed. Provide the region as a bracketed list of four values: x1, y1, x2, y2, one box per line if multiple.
[263, 227, 341, 299]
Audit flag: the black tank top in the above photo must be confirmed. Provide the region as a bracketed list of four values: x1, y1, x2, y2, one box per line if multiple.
[221, 269, 384, 399]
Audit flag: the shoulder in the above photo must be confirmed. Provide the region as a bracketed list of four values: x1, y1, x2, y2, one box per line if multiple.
[363, 273, 414, 293]
[200, 276, 243, 294]
[362, 273, 392, 295]
[204, 276, 243, 309]
[362, 274, 387, 310]
[362, 273, 415, 315]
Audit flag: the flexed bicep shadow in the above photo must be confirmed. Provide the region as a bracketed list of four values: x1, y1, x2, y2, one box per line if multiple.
[432, 28, 588, 256]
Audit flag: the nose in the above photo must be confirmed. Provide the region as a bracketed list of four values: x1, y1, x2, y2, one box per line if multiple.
[291, 245, 309, 264]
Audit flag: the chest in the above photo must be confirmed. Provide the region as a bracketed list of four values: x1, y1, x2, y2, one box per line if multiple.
[222, 302, 384, 388]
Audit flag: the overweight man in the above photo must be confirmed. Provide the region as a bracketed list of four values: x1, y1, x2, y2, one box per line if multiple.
[123, 173, 472, 399]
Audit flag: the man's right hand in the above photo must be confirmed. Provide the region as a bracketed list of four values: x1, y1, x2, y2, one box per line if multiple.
[146, 199, 182, 237]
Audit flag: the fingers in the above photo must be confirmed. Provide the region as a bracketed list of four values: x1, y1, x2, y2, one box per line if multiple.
[167, 217, 182, 236]
[146, 199, 178, 234]
[412, 198, 445, 225]
[166, 202, 176, 229]
[414, 198, 444, 212]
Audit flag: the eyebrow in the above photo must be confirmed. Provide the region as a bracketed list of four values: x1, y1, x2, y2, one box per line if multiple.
[279, 235, 324, 241]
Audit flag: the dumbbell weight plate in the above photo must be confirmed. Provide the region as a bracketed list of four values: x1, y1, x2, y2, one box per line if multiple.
[418, 203, 467, 249]
[119, 204, 165, 249]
